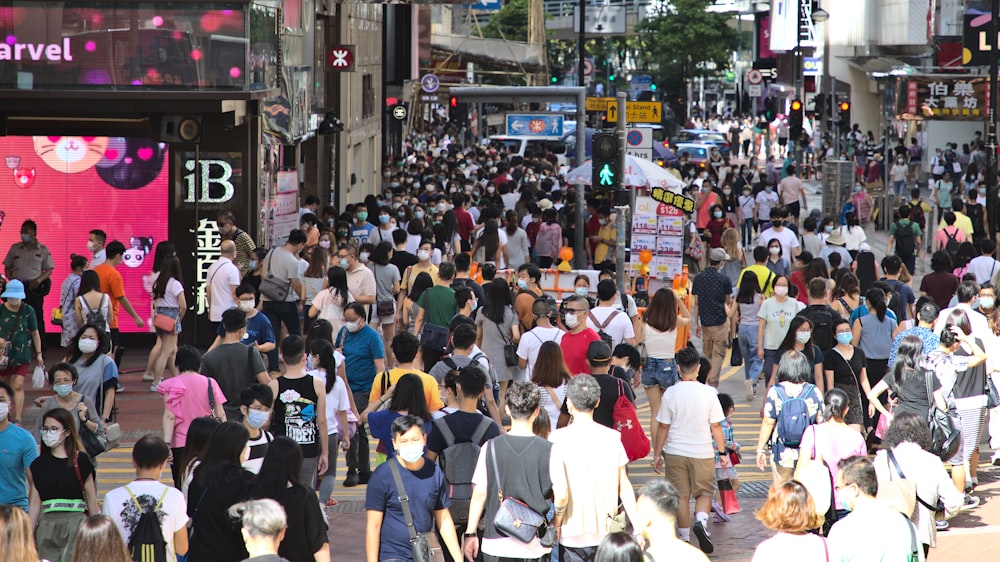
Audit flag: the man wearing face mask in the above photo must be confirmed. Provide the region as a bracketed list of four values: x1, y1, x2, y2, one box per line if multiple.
[350, 206, 376, 246]
[4, 220, 54, 350]
[87, 229, 107, 269]
[209, 285, 277, 369]
[201, 309, 271, 422]
[217, 211, 257, 278]
[206, 241, 241, 333]
[337, 245, 376, 320]
[261, 230, 306, 338]
[267, 336, 328, 488]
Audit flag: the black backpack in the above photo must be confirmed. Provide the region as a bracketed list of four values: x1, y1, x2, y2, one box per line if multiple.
[943, 228, 961, 254]
[797, 305, 837, 352]
[876, 280, 905, 321]
[893, 221, 916, 257]
[433, 416, 493, 525]
[126, 486, 169, 562]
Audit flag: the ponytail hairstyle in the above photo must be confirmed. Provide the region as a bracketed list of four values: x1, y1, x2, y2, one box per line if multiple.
[865, 287, 887, 322]
[307, 338, 338, 394]
[822, 387, 850, 422]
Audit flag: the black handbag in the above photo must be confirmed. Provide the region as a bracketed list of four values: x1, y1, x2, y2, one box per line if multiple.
[986, 375, 1000, 410]
[420, 322, 450, 351]
[489, 441, 545, 543]
[374, 264, 396, 318]
[79, 422, 106, 458]
[924, 369, 961, 461]
[730, 337, 743, 367]
[496, 312, 518, 367]
[388, 459, 434, 562]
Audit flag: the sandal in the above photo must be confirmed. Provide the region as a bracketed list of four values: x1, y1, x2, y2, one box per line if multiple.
[326, 498, 339, 507]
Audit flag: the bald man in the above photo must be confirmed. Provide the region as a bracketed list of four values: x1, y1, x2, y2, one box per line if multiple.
[206, 240, 242, 328]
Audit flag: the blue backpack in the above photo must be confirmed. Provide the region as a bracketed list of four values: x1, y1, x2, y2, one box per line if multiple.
[774, 383, 815, 448]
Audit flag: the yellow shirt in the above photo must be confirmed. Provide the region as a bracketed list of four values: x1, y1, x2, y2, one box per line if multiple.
[737, 264, 776, 297]
[594, 223, 616, 264]
[368, 367, 445, 411]
[402, 263, 439, 291]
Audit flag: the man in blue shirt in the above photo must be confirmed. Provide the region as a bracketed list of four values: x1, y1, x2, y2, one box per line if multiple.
[888, 301, 940, 367]
[350, 206, 376, 247]
[210, 284, 277, 370]
[339, 302, 385, 487]
[691, 248, 732, 387]
[0, 379, 38, 510]
[365, 415, 461, 562]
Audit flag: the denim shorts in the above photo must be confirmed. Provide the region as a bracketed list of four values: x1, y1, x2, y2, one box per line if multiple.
[642, 357, 678, 389]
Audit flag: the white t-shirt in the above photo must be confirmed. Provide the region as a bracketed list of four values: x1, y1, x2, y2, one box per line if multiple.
[966, 255, 1000, 284]
[102, 480, 189, 562]
[206, 257, 240, 322]
[755, 191, 779, 220]
[308, 351, 350, 436]
[758, 227, 799, 262]
[153, 278, 184, 308]
[586, 306, 635, 347]
[657, 380, 725, 459]
[516, 326, 564, 381]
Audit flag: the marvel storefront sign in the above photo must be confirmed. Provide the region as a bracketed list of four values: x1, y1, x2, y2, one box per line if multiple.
[0, 37, 73, 61]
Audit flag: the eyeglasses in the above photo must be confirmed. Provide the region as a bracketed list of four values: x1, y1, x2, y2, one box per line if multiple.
[566, 308, 587, 313]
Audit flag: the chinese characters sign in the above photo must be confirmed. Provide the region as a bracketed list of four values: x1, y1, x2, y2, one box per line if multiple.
[897, 77, 988, 120]
[650, 187, 695, 214]
[193, 218, 221, 316]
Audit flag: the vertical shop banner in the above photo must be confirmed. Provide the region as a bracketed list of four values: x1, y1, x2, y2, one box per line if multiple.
[0, 136, 169, 332]
[269, 171, 300, 248]
[630, 195, 684, 280]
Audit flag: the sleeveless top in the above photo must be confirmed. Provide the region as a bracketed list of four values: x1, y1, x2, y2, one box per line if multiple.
[739, 300, 761, 328]
[644, 325, 677, 359]
[858, 313, 896, 360]
[273, 375, 320, 458]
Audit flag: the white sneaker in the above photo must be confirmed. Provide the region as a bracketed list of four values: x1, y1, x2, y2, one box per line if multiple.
[149, 382, 159, 392]
[744, 379, 754, 401]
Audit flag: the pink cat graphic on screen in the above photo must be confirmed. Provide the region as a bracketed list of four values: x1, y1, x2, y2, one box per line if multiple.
[33, 136, 109, 173]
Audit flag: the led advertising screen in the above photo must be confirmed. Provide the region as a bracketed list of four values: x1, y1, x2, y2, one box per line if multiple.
[0, 2, 278, 91]
[0, 135, 169, 333]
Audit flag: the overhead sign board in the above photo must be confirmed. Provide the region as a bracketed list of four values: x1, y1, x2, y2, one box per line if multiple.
[607, 101, 663, 123]
[586, 96, 616, 111]
[626, 127, 653, 161]
[573, 6, 627, 34]
[505, 114, 564, 137]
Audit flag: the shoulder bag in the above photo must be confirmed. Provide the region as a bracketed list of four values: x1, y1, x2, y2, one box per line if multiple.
[258, 250, 291, 302]
[206, 375, 220, 419]
[876, 449, 917, 518]
[489, 441, 546, 543]
[374, 265, 396, 318]
[612, 379, 650, 462]
[986, 374, 1000, 410]
[387, 459, 435, 562]
[494, 308, 518, 367]
[793, 426, 833, 517]
[925, 368, 961, 460]
[77, 396, 107, 458]
[72, 452, 90, 514]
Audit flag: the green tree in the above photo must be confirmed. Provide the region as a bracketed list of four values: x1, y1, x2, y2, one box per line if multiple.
[636, 0, 740, 114]
[482, 0, 529, 41]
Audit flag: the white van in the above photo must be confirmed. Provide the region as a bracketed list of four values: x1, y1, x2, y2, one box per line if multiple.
[487, 135, 568, 167]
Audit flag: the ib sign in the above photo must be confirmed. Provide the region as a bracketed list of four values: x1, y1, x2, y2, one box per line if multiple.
[175, 152, 243, 209]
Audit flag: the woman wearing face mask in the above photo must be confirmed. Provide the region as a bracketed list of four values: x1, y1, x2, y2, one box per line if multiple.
[398, 239, 438, 319]
[157, 346, 227, 486]
[33, 363, 104, 451]
[738, 184, 756, 248]
[822, 320, 871, 433]
[28, 408, 98, 562]
[504, 210, 530, 271]
[395, 204, 413, 232]
[368, 242, 401, 366]
[243, 247, 268, 296]
[187, 422, 254, 562]
[67, 325, 118, 423]
[302, 247, 329, 324]
[890, 155, 909, 197]
[851, 288, 898, 420]
[475, 279, 520, 414]
[767, 317, 824, 394]
[360, 374, 431, 459]
[719, 179, 740, 227]
[851, 183, 874, 226]
[757, 276, 802, 387]
[148, 255, 187, 391]
[308, 266, 353, 338]
[704, 204, 735, 249]
[305, 339, 352, 508]
[764, 240, 790, 277]
[933, 172, 954, 218]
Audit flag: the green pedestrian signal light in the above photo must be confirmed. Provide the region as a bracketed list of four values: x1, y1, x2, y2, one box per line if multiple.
[551, 76, 558, 83]
[650, 84, 657, 91]
[598, 163, 617, 187]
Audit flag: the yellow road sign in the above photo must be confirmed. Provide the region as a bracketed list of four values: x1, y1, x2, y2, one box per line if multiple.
[586, 97, 615, 111]
[607, 101, 663, 123]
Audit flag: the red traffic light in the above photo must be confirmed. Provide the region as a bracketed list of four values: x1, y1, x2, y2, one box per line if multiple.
[450, 96, 458, 108]
[839, 101, 850, 112]
[790, 99, 802, 111]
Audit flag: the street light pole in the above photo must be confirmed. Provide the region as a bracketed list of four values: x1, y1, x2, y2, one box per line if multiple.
[989, 0, 999, 240]
[794, 3, 803, 167]
[577, 0, 586, 89]
[812, 3, 829, 154]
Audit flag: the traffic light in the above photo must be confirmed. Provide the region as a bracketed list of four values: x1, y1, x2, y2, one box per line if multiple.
[592, 132, 620, 191]
[788, 98, 804, 141]
[448, 96, 468, 126]
[764, 96, 777, 121]
[838, 100, 851, 129]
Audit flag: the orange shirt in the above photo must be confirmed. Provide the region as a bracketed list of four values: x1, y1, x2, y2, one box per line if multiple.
[92, 263, 124, 329]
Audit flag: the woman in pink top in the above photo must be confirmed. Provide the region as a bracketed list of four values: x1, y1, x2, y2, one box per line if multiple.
[753, 480, 829, 562]
[695, 183, 721, 230]
[935, 211, 966, 252]
[158, 345, 227, 487]
[796, 388, 867, 510]
[534, 208, 563, 268]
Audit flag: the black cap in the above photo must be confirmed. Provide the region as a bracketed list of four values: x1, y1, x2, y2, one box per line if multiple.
[587, 340, 612, 363]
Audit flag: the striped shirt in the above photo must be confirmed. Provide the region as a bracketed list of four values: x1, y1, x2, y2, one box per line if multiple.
[242, 430, 273, 474]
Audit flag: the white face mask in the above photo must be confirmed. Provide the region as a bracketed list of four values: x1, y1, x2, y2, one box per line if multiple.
[769, 246, 781, 256]
[41, 429, 64, 448]
[239, 299, 255, 312]
[397, 443, 424, 463]
[345, 320, 362, 333]
[564, 312, 580, 328]
[418, 250, 431, 262]
[773, 286, 789, 297]
[0, 402, 8, 420]
[360, 252, 370, 262]
[795, 331, 812, 344]
[78, 338, 99, 354]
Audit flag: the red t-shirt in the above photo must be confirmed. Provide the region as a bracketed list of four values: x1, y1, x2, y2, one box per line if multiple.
[790, 269, 808, 305]
[454, 208, 475, 241]
[561, 328, 601, 376]
[587, 216, 602, 254]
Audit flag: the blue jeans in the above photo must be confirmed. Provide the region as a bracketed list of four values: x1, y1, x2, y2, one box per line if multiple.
[738, 323, 763, 382]
[741, 218, 755, 248]
[892, 179, 907, 196]
[642, 357, 678, 389]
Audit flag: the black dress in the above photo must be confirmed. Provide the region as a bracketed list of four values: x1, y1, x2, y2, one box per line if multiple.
[823, 346, 866, 426]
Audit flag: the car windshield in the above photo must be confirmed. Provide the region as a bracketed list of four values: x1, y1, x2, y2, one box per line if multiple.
[697, 133, 727, 142]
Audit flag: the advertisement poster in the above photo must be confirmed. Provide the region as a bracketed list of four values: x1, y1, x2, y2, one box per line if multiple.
[0, 135, 169, 332]
[631, 195, 684, 278]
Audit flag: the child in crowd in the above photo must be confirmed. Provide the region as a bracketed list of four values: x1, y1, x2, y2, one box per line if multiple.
[713, 393, 740, 522]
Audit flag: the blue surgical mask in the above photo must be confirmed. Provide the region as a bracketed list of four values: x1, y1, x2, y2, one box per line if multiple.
[517, 279, 528, 290]
[397, 443, 424, 463]
[379, 214, 390, 224]
[247, 409, 270, 430]
[575, 287, 589, 298]
[415, 211, 425, 220]
[305, 355, 316, 371]
[53, 384, 73, 397]
[339, 258, 349, 268]
[836, 332, 853, 345]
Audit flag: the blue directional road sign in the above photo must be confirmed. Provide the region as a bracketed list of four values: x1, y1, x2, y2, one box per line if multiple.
[505, 114, 564, 137]
[473, 0, 503, 11]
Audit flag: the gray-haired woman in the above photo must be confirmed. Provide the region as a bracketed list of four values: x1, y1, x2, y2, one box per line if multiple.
[229, 498, 290, 562]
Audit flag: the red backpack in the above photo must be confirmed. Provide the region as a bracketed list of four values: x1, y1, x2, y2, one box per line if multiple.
[612, 379, 650, 462]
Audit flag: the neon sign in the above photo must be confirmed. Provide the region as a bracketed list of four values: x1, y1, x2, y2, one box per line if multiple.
[0, 39, 73, 62]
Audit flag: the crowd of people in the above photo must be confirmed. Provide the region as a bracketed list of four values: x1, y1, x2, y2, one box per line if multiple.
[0, 119, 997, 562]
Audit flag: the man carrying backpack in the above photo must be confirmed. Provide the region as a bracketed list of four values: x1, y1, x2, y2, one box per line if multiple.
[887, 204, 922, 276]
[103, 435, 188, 562]
[425, 365, 500, 550]
[795, 278, 839, 354]
[879, 255, 915, 321]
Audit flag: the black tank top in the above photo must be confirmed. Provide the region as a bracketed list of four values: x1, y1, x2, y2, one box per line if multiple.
[273, 375, 320, 458]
